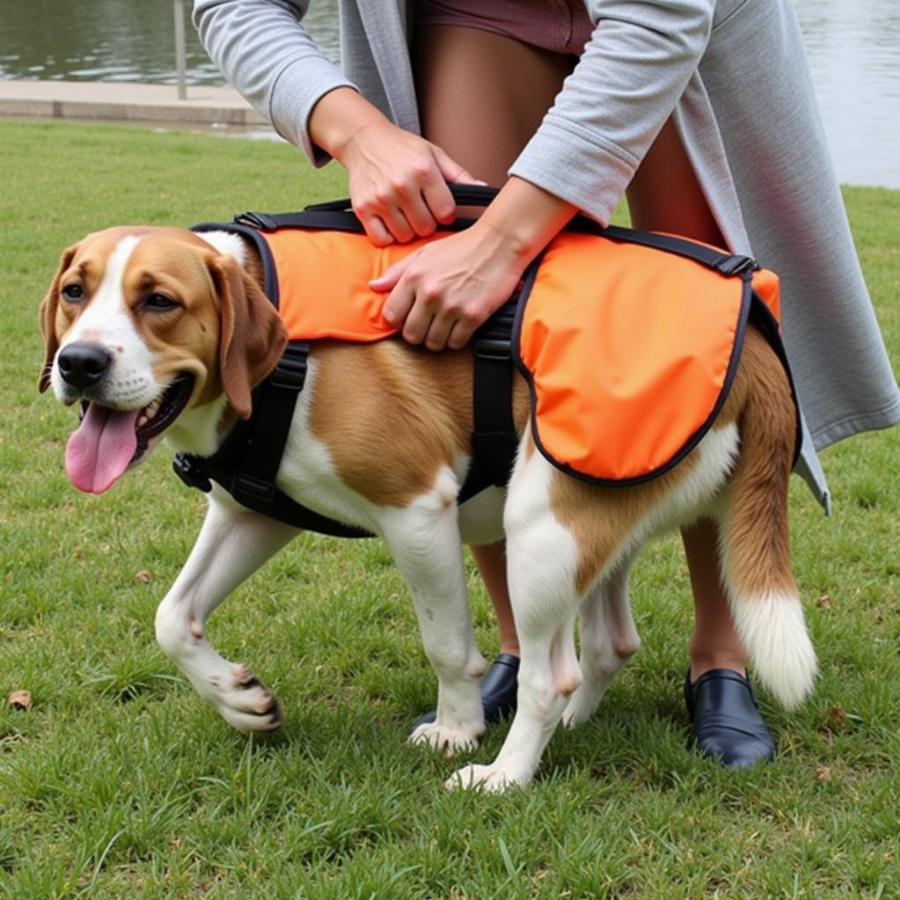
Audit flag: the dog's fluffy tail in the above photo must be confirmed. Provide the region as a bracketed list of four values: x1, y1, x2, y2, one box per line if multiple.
[718, 335, 817, 709]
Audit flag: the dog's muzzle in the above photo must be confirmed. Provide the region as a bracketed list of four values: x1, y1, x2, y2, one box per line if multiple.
[57, 341, 113, 391]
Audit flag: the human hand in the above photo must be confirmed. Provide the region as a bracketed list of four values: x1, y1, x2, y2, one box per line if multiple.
[369, 219, 528, 350]
[309, 87, 483, 246]
[340, 117, 484, 246]
[369, 177, 578, 351]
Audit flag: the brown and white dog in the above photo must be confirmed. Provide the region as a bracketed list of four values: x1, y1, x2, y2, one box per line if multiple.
[39, 225, 817, 791]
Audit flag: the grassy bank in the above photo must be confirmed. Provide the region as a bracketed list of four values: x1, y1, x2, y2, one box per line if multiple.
[1, 119, 898, 898]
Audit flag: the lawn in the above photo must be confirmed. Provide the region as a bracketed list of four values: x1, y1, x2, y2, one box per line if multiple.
[0, 119, 898, 898]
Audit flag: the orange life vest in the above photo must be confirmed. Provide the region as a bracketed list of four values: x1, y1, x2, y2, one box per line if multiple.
[196, 207, 796, 487]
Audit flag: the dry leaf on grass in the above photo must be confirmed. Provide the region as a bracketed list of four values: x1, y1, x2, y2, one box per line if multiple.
[8, 690, 32, 710]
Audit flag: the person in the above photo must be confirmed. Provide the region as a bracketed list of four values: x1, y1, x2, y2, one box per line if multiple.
[193, 0, 900, 768]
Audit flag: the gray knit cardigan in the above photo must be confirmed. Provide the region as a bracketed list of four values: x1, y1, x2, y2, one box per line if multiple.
[193, 0, 900, 511]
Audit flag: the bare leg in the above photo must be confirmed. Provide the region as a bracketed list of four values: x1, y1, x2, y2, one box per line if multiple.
[414, 25, 750, 691]
[627, 122, 748, 681]
[414, 25, 573, 661]
[470, 541, 519, 655]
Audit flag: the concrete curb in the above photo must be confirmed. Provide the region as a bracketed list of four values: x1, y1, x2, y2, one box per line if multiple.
[0, 79, 268, 127]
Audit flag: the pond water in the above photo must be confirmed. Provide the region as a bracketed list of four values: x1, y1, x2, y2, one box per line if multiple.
[1, 0, 897, 187]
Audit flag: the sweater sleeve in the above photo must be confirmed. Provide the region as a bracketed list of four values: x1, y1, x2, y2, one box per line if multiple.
[192, 0, 358, 165]
[509, 0, 716, 225]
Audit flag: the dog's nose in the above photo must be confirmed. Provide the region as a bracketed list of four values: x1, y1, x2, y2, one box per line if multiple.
[57, 342, 113, 390]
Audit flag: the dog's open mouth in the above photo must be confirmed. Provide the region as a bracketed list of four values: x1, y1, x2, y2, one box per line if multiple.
[65, 375, 195, 494]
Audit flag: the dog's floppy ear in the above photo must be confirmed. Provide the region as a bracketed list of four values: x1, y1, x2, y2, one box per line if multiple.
[38, 242, 80, 393]
[208, 253, 288, 419]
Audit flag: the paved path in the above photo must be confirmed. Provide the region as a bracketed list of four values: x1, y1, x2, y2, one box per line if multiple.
[0, 79, 268, 127]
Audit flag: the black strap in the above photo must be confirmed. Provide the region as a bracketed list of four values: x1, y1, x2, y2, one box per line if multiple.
[172, 342, 374, 539]
[569, 217, 759, 276]
[229, 341, 309, 507]
[458, 300, 519, 501]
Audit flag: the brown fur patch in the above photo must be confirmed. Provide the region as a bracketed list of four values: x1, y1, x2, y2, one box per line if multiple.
[309, 341, 529, 508]
[718, 329, 798, 599]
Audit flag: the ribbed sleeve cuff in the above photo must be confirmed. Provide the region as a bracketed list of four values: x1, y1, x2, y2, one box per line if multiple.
[268, 56, 358, 167]
[508, 116, 639, 226]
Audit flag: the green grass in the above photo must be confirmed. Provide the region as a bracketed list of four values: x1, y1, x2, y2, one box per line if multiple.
[1, 119, 898, 898]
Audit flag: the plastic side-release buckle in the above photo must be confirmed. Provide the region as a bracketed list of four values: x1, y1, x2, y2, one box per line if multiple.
[716, 254, 760, 276]
[233, 211, 278, 231]
[172, 454, 212, 492]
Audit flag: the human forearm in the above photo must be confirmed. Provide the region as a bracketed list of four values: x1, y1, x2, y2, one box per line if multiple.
[479, 177, 578, 264]
[308, 87, 389, 161]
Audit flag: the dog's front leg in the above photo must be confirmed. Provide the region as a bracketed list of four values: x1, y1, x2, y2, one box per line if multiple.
[379, 473, 487, 755]
[154, 491, 299, 731]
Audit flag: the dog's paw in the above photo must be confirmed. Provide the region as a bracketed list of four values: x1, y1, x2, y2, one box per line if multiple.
[445, 763, 527, 793]
[408, 721, 483, 757]
[214, 666, 282, 733]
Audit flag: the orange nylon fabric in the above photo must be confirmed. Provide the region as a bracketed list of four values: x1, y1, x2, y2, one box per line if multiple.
[263, 227, 441, 341]
[518, 231, 778, 481]
[258, 226, 780, 483]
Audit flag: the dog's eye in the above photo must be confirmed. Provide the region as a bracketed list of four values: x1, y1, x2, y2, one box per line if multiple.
[61, 283, 84, 302]
[144, 293, 179, 312]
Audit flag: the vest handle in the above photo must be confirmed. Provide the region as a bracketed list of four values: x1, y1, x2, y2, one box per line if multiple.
[302, 183, 500, 214]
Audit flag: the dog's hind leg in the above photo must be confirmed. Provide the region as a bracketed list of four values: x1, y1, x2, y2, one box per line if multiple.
[450, 451, 590, 791]
[562, 557, 640, 728]
[154, 490, 299, 732]
[380, 468, 487, 755]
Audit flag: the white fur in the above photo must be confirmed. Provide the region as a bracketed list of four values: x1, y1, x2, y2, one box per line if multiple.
[164, 397, 230, 458]
[727, 592, 816, 709]
[197, 230, 248, 266]
[51, 234, 160, 409]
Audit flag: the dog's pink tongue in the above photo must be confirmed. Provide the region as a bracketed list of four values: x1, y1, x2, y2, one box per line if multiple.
[65, 404, 141, 494]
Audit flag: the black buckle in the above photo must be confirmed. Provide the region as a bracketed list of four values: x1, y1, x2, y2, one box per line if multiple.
[716, 254, 759, 276]
[232, 472, 276, 505]
[172, 454, 213, 493]
[233, 211, 278, 231]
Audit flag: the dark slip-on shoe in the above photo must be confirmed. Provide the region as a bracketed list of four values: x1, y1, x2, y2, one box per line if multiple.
[685, 668, 776, 769]
[411, 653, 520, 732]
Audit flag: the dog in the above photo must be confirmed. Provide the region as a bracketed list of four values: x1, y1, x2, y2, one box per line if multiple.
[39, 224, 817, 791]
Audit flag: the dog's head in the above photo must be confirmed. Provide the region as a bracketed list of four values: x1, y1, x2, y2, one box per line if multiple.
[39, 226, 287, 493]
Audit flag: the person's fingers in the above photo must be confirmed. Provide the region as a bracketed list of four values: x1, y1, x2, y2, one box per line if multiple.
[400, 290, 440, 345]
[420, 167, 457, 225]
[422, 311, 456, 352]
[359, 212, 393, 247]
[399, 186, 441, 237]
[446, 317, 475, 350]
[432, 144, 484, 186]
[379, 273, 417, 330]
[370, 256, 409, 295]
[375, 201, 415, 243]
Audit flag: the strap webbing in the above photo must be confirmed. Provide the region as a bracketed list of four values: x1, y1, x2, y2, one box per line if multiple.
[459, 300, 519, 501]
[172, 341, 374, 539]
[229, 341, 309, 508]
